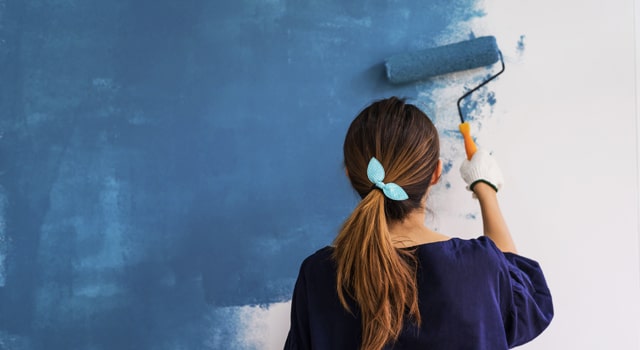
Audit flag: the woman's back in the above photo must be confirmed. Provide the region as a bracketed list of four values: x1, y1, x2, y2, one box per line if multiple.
[285, 237, 552, 349]
[284, 97, 553, 349]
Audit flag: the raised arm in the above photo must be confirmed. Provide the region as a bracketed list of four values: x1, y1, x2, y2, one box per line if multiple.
[460, 150, 517, 253]
[473, 182, 517, 253]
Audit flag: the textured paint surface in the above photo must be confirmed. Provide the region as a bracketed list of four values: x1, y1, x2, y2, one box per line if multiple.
[0, 0, 496, 348]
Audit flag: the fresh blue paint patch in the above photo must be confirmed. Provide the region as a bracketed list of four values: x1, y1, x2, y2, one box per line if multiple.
[442, 129, 465, 140]
[442, 159, 454, 174]
[459, 83, 498, 121]
[487, 91, 497, 106]
[517, 34, 526, 53]
[0, 0, 486, 348]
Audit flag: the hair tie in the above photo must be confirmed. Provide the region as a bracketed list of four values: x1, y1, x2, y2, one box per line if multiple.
[367, 157, 409, 201]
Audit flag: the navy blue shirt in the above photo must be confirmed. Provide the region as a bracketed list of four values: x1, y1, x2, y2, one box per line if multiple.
[284, 237, 553, 349]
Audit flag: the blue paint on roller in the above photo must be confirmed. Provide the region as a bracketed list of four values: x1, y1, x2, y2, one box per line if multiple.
[385, 36, 500, 84]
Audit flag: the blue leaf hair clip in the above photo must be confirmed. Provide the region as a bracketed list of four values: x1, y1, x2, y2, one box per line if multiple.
[367, 157, 409, 201]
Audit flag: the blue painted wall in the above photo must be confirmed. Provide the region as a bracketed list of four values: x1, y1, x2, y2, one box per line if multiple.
[0, 0, 482, 348]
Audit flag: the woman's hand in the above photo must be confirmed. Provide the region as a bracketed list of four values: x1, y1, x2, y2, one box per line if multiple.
[459, 149, 504, 195]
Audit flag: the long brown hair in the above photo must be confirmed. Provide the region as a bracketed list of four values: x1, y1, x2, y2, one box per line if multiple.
[333, 97, 440, 350]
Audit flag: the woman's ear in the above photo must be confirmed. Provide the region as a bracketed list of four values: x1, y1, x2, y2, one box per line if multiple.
[431, 159, 443, 185]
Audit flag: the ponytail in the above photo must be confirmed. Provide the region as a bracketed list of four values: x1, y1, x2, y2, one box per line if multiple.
[336, 96, 440, 349]
[333, 190, 421, 350]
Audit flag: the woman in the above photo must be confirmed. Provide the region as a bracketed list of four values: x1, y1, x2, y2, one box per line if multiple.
[284, 97, 553, 350]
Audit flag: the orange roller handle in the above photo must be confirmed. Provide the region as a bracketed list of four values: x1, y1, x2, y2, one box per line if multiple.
[459, 122, 477, 160]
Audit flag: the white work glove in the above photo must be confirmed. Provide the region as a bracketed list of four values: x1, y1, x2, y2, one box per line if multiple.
[460, 149, 504, 197]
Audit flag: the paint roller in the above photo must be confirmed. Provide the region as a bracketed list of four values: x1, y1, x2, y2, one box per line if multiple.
[384, 36, 505, 160]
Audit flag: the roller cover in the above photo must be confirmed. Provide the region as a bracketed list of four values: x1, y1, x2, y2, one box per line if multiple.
[385, 36, 500, 84]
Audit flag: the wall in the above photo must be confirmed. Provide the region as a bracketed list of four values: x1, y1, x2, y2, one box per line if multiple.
[0, 0, 638, 349]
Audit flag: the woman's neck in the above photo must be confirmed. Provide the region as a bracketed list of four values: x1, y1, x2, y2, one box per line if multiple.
[387, 210, 449, 248]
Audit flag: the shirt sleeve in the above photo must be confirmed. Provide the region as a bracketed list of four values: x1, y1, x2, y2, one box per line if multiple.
[284, 260, 311, 350]
[499, 251, 554, 348]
